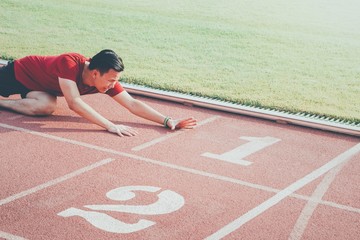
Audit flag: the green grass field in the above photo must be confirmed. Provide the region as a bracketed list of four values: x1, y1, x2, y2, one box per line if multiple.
[1, 0, 359, 122]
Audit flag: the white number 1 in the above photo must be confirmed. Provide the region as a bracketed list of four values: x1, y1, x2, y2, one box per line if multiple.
[202, 136, 280, 166]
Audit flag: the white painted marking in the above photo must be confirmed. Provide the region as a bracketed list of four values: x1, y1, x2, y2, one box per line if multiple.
[86, 187, 185, 215]
[289, 162, 347, 240]
[307, 197, 360, 214]
[205, 143, 360, 240]
[132, 116, 220, 151]
[7, 115, 24, 120]
[0, 158, 114, 206]
[58, 185, 185, 234]
[0, 123, 359, 215]
[58, 207, 155, 234]
[196, 115, 222, 126]
[132, 131, 183, 152]
[202, 136, 280, 166]
[0, 231, 27, 240]
[291, 193, 360, 214]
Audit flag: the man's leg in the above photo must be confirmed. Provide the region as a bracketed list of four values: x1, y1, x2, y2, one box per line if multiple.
[0, 91, 57, 116]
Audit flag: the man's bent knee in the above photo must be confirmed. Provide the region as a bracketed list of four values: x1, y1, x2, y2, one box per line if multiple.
[32, 103, 56, 116]
[26, 91, 57, 116]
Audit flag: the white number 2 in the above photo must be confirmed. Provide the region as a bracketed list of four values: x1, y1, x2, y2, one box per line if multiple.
[58, 185, 185, 234]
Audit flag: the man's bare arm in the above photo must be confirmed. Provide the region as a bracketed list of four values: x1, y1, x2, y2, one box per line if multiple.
[58, 77, 137, 136]
[112, 91, 197, 129]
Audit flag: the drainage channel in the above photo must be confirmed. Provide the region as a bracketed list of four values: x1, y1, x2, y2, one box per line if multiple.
[122, 83, 360, 138]
[1, 59, 359, 137]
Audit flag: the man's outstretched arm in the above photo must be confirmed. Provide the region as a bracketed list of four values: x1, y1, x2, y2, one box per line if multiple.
[112, 91, 197, 130]
[58, 77, 137, 137]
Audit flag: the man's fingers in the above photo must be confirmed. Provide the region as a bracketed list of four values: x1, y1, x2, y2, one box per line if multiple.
[126, 127, 139, 136]
[175, 117, 197, 129]
[184, 118, 197, 127]
[121, 130, 136, 136]
[181, 118, 197, 127]
[109, 124, 138, 137]
[118, 125, 138, 137]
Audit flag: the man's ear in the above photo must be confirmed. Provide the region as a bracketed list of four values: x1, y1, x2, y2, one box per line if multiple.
[92, 69, 100, 79]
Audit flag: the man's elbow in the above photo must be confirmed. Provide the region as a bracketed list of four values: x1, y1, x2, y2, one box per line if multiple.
[67, 103, 76, 111]
[66, 99, 81, 112]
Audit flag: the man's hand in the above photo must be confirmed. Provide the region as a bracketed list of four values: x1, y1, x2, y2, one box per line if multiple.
[167, 117, 197, 130]
[107, 124, 138, 137]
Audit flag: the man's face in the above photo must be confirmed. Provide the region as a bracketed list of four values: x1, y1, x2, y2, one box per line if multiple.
[94, 69, 121, 93]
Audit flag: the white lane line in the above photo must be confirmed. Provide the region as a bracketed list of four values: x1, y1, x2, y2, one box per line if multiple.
[132, 116, 220, 151]
[0, 158, 114, 206]
[290, 193, 360, 214]
[0, 230, 28, 240]
[289, 161, 347, 240]
[205, 143, 360, 240]
[7, 115, 24, 120]
[0, 122, 277, 194]
[0, 123, 359, 215]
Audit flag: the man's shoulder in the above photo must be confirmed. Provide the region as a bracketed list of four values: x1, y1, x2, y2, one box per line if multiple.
[55, 53, 89, 69]
[58, 53, 87, 62]
[51, 53, 88, 81]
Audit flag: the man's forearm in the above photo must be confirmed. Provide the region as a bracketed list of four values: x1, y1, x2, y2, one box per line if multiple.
[128, 99, 167, 125]
[69, 98, 114, 130]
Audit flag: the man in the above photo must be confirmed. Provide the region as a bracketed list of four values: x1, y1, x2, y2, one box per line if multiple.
[0, 49, 197, 136]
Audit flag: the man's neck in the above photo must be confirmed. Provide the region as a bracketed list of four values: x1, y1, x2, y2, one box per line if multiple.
[82, 61, 94, 86]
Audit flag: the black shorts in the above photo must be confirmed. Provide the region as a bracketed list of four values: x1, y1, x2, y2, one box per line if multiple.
[0, 61, 31, 98]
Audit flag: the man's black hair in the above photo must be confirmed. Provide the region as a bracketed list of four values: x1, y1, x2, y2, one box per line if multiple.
[89, 49, 124, 75]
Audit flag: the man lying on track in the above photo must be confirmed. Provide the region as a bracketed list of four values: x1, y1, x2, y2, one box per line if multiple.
[0, 49, 197, 136]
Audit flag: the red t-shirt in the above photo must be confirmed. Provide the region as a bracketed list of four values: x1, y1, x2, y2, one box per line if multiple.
[14, 53, 124, 97]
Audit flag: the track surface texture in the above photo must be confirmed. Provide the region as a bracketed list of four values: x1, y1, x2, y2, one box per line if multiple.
[0, 92, 359, 240]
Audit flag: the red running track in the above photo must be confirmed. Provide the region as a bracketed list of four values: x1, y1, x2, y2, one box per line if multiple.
[0, 93, 359, 240]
